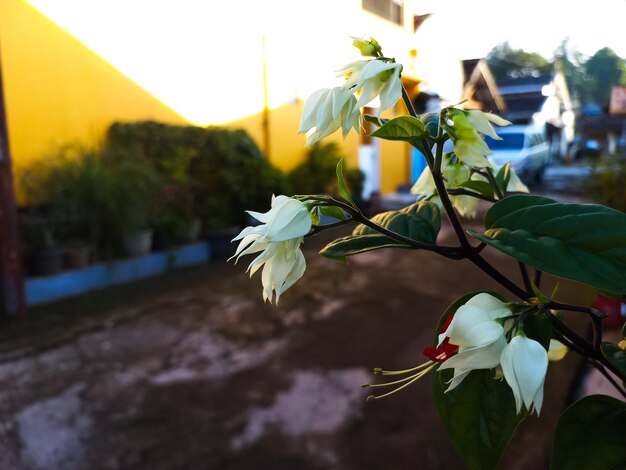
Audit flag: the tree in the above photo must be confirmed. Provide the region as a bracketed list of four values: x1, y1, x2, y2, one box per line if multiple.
[582, 47, 626, 109]
[486, 42, 552, 84]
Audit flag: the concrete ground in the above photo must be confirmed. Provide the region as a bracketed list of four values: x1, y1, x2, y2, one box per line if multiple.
[0, 165, 620, 469]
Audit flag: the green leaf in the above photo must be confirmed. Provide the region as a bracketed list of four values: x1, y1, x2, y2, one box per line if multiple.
[319, 205, 346, 221]
[483, 194, 556, 229]
[469, 194, 626, 294]
[363, 114, 389, 127]
[370, 116, 427, 142]
[433, 369, 524, 470]
[600, 342, 626, 378]
[336, 159, 354, 205]
[310, 207, 321, 225]
[458, 180, 495, 199]
[319, 201, 440, 260]
[551, 395, 626, 469]
[422, 113, 439, 139]
[432, 292, 522, 470]
[494, 162, 511, 192]
[520, 309, 552, 350]
[530, 282, 551, 304]
[319, 234, 408, 262]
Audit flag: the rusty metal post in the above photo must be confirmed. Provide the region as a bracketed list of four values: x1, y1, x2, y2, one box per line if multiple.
[0, 44, 26, 317]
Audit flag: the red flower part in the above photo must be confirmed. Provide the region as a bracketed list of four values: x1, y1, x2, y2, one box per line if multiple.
[423, 338, 458, 362]
[440, 311, 454, 333]
[422, 311, 458, 362]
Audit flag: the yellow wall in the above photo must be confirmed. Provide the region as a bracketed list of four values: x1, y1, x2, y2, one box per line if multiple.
[0, 0, 188, 199]
[230, 102, 360, 175]
[1, 0, 421, 201]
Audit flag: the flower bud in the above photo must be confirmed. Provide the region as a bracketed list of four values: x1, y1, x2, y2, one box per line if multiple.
[351, 36, 382, 57]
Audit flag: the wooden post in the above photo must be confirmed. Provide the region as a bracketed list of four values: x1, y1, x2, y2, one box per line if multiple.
[0, 45, 26, 317]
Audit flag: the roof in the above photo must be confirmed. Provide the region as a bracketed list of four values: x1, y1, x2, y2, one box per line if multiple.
[461, 59, 505, 113]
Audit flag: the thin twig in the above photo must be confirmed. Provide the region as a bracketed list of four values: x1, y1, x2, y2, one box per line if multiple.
[518, 262, 532, 293]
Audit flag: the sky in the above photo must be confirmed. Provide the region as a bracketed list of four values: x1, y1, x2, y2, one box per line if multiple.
[417, 0, 626, 60]
[24, 0, 626, 124]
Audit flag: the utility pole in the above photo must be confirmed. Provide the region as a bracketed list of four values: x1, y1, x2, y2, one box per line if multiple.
[0, 44, 26, 318]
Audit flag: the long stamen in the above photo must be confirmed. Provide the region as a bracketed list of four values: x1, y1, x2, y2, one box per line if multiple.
[366, 364, 436, 401]
[361, 370, 426, 389]
[373, 360, 434, 376]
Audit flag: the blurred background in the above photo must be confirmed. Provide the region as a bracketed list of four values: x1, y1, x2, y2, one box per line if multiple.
[0, 1, 624, 468]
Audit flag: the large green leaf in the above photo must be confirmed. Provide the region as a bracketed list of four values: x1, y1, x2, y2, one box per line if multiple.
[370, 116, 427, 141]
[551, 395, 626, 469]
[319, 201, 440, 261]
[433, 369, 524, 470]
[469, 195, 626, 294]
[601, 342, 626, 378]
[432, 292, 523, 470]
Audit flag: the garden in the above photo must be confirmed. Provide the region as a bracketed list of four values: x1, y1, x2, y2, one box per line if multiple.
[17, 122, 363, 285]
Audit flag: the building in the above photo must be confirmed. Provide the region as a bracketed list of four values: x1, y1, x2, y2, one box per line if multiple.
[496, 67, 575, 160]
[1, 0, 478, 202]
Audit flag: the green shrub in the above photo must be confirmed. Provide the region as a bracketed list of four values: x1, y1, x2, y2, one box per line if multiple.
[21, 145, 161, 258]
[107, 121, 288, 229]
[586, 156, 626, 212]
[287, 142, 364, 201]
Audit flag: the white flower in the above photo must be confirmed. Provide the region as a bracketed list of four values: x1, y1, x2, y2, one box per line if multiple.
[298, 87, 360, 146]
[410, 155, 478, 217]
[245, 238, 307, 304]
[467, 110, 511, 140]
[230, 195, 312, 303]
[501, 334, 548, 415]
[448, 110, 510, 167]
[338, 59, 402, 111]
[438, 293, 512, 391]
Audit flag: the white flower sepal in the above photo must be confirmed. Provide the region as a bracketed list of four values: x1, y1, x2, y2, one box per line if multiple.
[233, 195, 312, 248]
[500, 333, 549, 415]
[466, 110, 511, 140]
[338, 59, 402, 111]
[298, 87, 360, 146]
[449, 110, 510, 167]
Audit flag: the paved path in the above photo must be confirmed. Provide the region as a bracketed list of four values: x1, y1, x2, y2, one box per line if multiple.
[0, 217, 597, 469]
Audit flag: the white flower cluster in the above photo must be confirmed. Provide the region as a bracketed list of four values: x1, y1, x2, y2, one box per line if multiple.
[298, 41, 402, 146]
[230, 195, 312, 303]
[447, 109, 512, 167]
[438, 293, 565, 415]
[410, 155, 528, 218]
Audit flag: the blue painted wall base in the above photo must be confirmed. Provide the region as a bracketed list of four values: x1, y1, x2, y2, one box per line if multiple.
[26, 241, 211, 306]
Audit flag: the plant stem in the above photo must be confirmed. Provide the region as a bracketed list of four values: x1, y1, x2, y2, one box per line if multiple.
[466, 249, 530, 299]
[307, 218, 353, 237]
[518, 262, 532, 292]
[485, 167, 504, 199]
